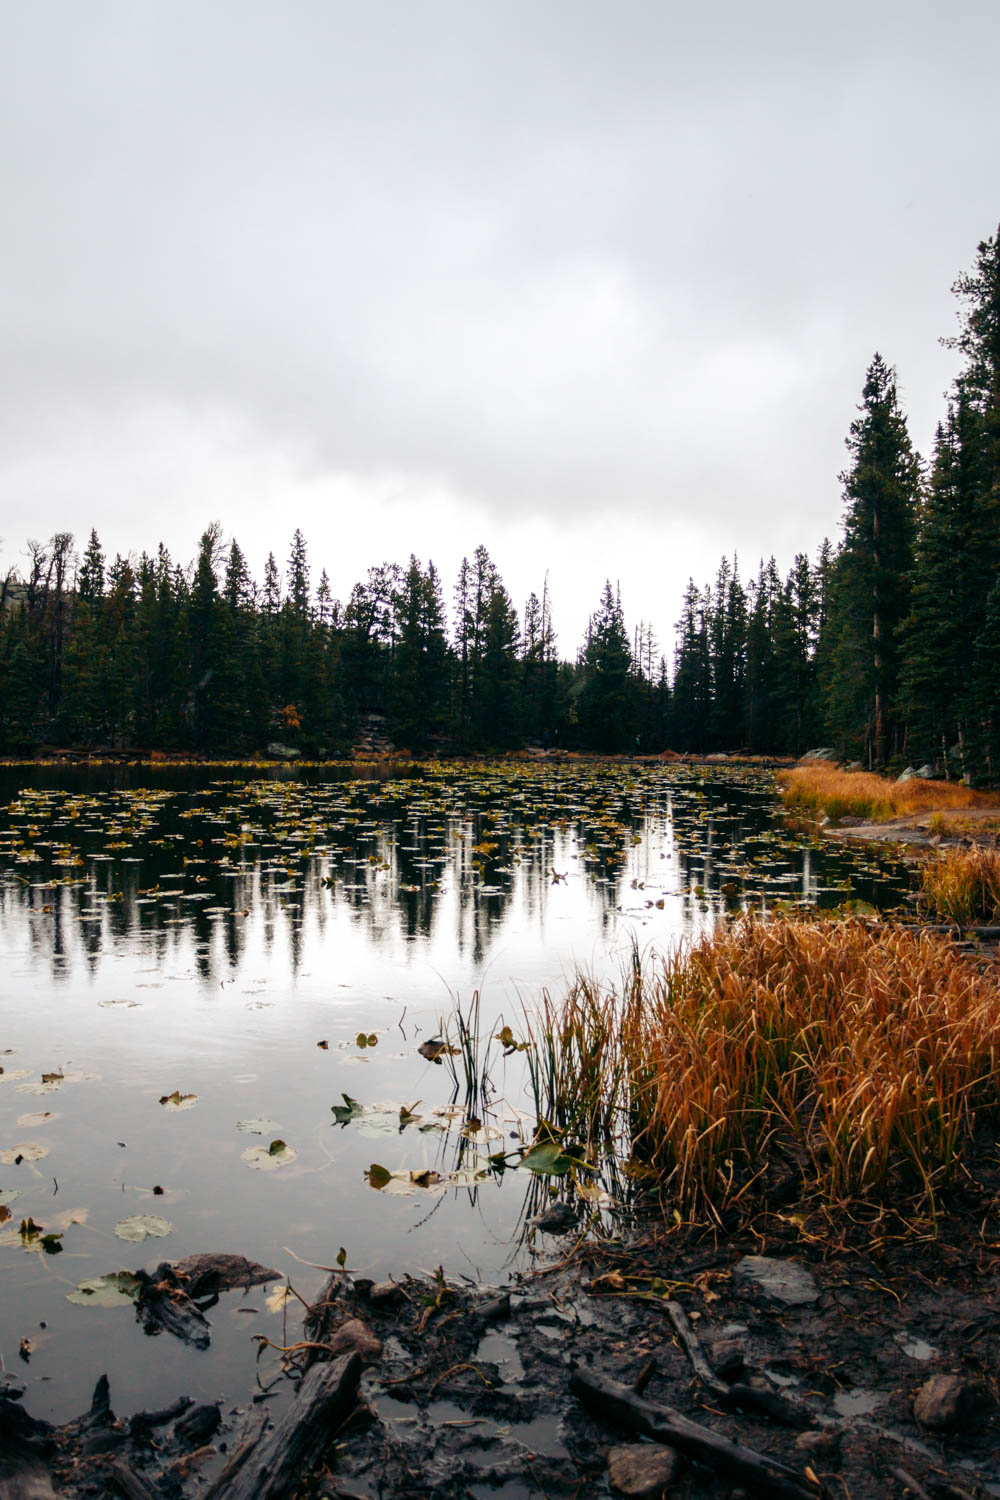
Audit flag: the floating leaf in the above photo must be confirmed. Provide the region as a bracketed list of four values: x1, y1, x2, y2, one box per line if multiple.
[114, 1214, 173, 1243]
[0, 1189, 21, 1207]
[241, 1142, 296, 1170]
[417, 1039, 459, 1063]
[366, 1162, 392, 1189]
[67, 1272, 141, 1307]
[409, 1169, 442, 1188]
[159, 1091, 197, 1111]
[265, 1282, 294, 1313]
[356, 1032, 378, 1049]
[16, 1112, 58, 1128]
[398, 1104, 421, 1127]
[518, 1141, 573, 1176]
[494, 1025, 528, 1055]
[0, 1142, 49, 1165]
[237, 1117, 280, 1135]
[331, 1094, 363, 1125]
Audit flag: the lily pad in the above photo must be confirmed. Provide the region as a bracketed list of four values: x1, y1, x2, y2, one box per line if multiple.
[159, 1091, 197, 1112]
[67, 1272, 142, 1308]
[0, 1143, 49, 1165]
[518, 1140, 573, 1175]
[114, 1214, 173, 1242]
[241, 1141, 297, 1170]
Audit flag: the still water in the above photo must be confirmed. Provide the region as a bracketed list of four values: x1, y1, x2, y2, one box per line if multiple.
[0, 762, 911, 1421]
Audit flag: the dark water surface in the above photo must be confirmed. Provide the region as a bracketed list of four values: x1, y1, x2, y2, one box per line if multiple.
[0, 762, 911, 1421]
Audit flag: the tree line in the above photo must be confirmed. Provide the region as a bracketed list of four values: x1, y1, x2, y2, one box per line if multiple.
[1, 223, 998, 771]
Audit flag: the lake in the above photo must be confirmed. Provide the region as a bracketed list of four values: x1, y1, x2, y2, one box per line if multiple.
[0, 761, 912, 1423]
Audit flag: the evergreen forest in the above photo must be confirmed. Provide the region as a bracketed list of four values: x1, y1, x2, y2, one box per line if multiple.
[2, 224, 999, 776]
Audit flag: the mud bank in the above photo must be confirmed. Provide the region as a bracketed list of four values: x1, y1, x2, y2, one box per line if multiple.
[5, 1215, 1000, 1500]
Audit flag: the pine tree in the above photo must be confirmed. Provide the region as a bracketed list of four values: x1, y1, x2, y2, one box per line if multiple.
[578, 582, 632, 752]
[821, 355, 920, 765]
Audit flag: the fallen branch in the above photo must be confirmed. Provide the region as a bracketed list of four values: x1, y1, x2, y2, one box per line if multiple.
[570, 1366, 824, 1500]
[661, 1299, 811, 1428]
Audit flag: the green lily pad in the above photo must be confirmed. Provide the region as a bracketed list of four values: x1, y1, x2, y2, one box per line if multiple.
[114, 1214, 173, 1243]
[67, 1272, 142, 1307]
[242, 1142, 297, 1170]
[366, 1162, 392, 1189]
[518, 1140, 573, 1175]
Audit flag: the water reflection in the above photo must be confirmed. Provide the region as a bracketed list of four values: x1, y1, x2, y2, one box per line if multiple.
[0, 763, 917, 1425]
[0, 764, 914, 986]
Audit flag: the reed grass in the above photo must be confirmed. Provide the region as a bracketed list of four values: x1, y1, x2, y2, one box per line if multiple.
[779, 762, 986, 824]
[919, 844, 1000, 925]
[517, 916, 1000, 1225]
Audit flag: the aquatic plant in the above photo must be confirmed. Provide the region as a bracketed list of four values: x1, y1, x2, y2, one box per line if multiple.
[514, 916, 1000, 1226]
[919, 843, 1000, 924]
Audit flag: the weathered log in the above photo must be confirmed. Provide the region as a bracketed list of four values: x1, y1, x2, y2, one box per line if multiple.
[106, 1459, 161, 1500]
[128, 1394, 193, 1438]
[570, 1366, 824, 1500]
[0, 1396, 56, 1500]
[207, 1353, 363, 1500]
[134, 1264, 212, 1348]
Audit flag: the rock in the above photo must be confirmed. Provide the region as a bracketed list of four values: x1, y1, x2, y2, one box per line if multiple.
[915, 763, 936, 779]
[845, 761, 864, 772]
[732, 1256, 820, 1307]
[799, 748, 839, 763]
[369, 1279, 405, 1307]
[608, 1442, 682, 1496]
[795, 1427, 841, 1460]
[707, 1336, 745, 1381]
[265, 741, 300, 759]
[912, 1373, 982, 1431]
[838, 814, 865, 826]
[527, 1201, 578, 1234]
[325, 1318, 383, 1365]
[897, 766, 917, 783]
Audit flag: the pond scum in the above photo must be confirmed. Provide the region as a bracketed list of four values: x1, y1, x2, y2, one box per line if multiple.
[486, 912, 1000, 1231]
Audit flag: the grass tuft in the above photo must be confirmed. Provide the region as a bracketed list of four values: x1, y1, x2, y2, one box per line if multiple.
[779, 762, 986, 824]
[519, 916, 1000, 1226]
[919, 844, 1000, 925]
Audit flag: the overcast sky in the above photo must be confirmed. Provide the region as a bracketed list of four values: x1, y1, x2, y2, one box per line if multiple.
[1, 0, 998, 654]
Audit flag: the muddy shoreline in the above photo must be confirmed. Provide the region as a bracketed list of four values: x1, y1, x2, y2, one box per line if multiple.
[6, 1200, 1000, 1500]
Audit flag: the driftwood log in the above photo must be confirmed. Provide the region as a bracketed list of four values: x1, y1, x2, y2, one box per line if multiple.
[204, 1352, 363, 1500]
[570, 1366, 825, 1500]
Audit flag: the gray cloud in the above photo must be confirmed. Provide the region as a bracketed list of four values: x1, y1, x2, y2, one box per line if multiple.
[1, 0, 998, 643]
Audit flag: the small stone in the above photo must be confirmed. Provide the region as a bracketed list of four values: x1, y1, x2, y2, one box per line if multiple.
[732, 1256, 820, 1307]
[325, 1318, 383, 1365]
[369, 1280, 404, 1307]
[707, 1337, 744, 1381]
[912, 1373, 981, 1432]
[795, 1428, 841, 1460]
[608, 1443, 681, 1497]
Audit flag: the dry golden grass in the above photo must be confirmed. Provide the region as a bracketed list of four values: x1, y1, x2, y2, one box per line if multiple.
[779, 761, 988, 823]
[533, 916, 1000, 1224]
[919, 844, 1000, 925]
